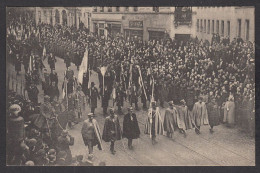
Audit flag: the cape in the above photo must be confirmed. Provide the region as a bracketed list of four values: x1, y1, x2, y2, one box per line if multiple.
[192, 102, 209, 127]
[102, 115, 122, 142]
[81, 119, 103, 150]
[176, 105, 194, 130]
[144, 107, 164, 138]
[223, 101, 235, 124]
[163, 108, 177, 133]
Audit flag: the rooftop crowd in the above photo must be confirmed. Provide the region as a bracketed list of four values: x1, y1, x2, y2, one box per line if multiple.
[6, 13, 255, 166]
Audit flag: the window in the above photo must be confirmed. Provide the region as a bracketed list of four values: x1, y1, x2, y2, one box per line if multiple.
[116, 7, 120, 12]
[204, 19, 206, 33]
[207, 20, 210, 34]
[125, 7, 129, 11]
[237, 19, 241, 37]
[93, 7, 97, 12]
[221, 20, 224, 36]
[134, 6, 138, 12]
[200, 19, 203, 32]
[99, 23, 105, 28]
[100, 7, 104, 12]
[38, 11, 41, 23]
[197, 19, 199, 32]
[216, 20, 219, 34]
[108, 7, 112, 12]
[153, 7, 159, 12]
[245, 20, 250, 40]
[227, 21, 230, 36]
[212, 20, 215, 33]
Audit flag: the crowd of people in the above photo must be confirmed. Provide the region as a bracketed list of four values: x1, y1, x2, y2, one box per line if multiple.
[6, 13, 255, 166]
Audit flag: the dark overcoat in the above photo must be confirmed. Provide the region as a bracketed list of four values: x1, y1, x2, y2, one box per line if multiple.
[122, 113, 140, 139]
[102, 115, 122, 142]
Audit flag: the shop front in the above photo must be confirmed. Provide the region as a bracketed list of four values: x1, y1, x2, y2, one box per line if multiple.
[107, 23, 122, 37]
[124, 20, 144, 41]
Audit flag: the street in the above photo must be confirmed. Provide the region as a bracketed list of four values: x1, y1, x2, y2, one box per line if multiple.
[6, 56, 255, 166]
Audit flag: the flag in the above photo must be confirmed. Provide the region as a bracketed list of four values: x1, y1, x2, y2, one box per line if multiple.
[42, 45, 46, 58]
[62, 78, 67, 99]
[28, 55, 35, 74]
[78, 48, 89, 84]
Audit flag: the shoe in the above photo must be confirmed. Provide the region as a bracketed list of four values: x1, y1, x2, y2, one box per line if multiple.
[111, 150, 116, 155]
[209, 129, 214, 134]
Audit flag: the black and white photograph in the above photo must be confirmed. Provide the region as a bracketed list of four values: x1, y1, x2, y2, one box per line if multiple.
[6, 6, 255, 166]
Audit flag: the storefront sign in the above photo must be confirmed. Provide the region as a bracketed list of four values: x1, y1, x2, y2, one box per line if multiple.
[129, 21, 143, 28]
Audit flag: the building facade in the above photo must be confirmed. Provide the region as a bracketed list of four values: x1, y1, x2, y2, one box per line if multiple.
[90, 7, 195, 42]
[194, 7, 255, 42]
[35, 7, 92, 29]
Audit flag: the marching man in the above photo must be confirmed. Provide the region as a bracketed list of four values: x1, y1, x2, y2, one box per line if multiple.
[102, 108, 122, 155]
[122, 107, 140, 150]
[144, 101, 163, 145]
[81, 113, 102, 159]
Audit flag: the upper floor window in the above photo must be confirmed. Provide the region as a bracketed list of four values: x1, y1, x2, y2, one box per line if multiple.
[125, 7, 129, 12]
[134, 6, 138, 12]
[108, 7, 112, 12]
[100, 7, 104, 12]
[153, 7, 159, 12]
[93, 7, 97, 12]
[116, 7, 120, 12]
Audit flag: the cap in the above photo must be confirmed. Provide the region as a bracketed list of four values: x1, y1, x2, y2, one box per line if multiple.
[27, 138, 37, 147]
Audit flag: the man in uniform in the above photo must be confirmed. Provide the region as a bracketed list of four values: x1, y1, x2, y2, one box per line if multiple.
[81, 113, 102, 158]
[102, 108, 122, 155]
[122, 107, 140, 150]
[48, 52, 56, 70]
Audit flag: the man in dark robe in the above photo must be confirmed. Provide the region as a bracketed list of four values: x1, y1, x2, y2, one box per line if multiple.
[15, 54, 22, 75]
[208, 97, 220, 133]
[102, 108, 122, 155]
[89, 82, 100, 115]
[48, 52, 56, 70]
[122, 107, 140, 150]
[64, 52, 71, 68]
[81, 113, 102, 158]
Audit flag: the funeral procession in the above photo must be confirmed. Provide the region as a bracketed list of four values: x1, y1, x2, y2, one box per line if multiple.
[6, 7, 255, 166]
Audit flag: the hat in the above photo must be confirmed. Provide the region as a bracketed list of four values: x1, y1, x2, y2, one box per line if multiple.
[44, 95, 50, 102]
[27, 138, 37, 148]
[76, 155, 84, 161]
[37, 149, 46, 156]
[180, 99, 186, 105]
[25, 161, 34, 166]
[168, 101, 174, 106]
[61, 130, 68, 137]
[9, 104, 21, 114]
[87, 113, 94, 117]
[48, 149, 56, 155]
[91, 82, 95, 86]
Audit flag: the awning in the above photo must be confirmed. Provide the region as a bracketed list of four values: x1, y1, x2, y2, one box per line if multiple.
[124, 27, 143, 31]
[147, 27, 166, 32]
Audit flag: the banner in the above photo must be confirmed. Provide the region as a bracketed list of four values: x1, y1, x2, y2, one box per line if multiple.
[78, 48, 89, 84]
[88, 70, 100, 91]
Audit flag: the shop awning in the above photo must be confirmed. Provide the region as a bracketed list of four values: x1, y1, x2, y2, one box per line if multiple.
[147, 27, 166, 32]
